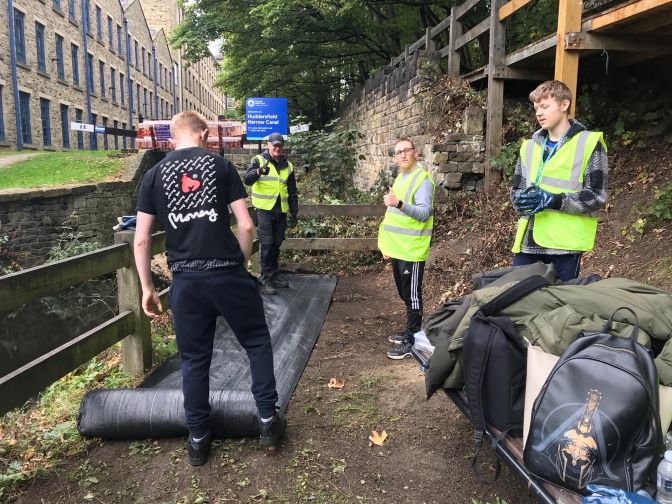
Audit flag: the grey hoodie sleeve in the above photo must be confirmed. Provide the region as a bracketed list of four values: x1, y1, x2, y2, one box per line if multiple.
[401, 178, 433, 222]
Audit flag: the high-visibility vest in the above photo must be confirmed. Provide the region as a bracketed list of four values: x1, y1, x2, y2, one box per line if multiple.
[512, 131, 607, 253]
[378, 164, 435, 262]
[250, 155, 294, 213]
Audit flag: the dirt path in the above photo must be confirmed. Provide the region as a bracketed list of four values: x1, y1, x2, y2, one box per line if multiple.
[14, 272, 536, 504]
[0, 153, 40, 169]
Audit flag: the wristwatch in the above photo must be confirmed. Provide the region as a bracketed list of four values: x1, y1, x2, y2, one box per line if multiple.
[396, 200, 403, 209]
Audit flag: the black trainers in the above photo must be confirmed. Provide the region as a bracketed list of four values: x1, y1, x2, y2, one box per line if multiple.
[186, 432, 212, 466]
[259, 282, 278, 295]
[388, 330, 410, 344]
[259, 412, 287, 447]
[387, 340, 414, 360]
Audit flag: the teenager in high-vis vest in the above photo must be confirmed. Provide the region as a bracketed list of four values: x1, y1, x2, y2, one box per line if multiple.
[511, 80, 608, 281]
[244, 132, 298, 295]
[378, 138, 435, 360]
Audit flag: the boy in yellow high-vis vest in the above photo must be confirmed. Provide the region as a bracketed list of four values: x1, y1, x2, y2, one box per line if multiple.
[378, 137, 435, 360]
[510, 80, 608, 281]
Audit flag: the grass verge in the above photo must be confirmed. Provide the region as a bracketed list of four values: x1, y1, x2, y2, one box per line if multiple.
[0, 150, 124, 189]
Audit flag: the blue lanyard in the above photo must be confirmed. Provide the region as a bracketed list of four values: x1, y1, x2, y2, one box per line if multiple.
[534, 127, 570, 186]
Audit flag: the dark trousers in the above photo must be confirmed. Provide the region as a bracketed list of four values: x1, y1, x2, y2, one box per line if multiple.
[257, 209, 287, 282]
[512, 252, 582, 282]
[169, 266, 279, 438]
[392, 259, 425, 337]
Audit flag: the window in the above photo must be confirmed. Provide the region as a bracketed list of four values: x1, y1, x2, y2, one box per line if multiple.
[136, 83, 140, 113]
[149, 91, 153, 117]
[102, 117, 108, 150]
[86, 53, 94, 93]
[117, 24, 122, 55]
[148, 51, 152, 80]
[60, 104, 69, 148]
[141, 47, 145, 74]
[134, 40, 138, 67]
[68, 0, 75, 21]
[84, 0, 90, 34]
[110, 68, 116, 102]
[107, 16, 113, 49]
[71, 44, 79, 85]
[53, 0, 61, 11]
[0, 86, 5, 141]
[90, 113, 97, 149]
[119, 72, 124, 105]
[55, 35, 65, 80]
[121, 122, 126, 149]
[75, 108, 83, 149]
[95, 6, 102, 41]
[170, 103, 173, 117]
[40, 98, 51, 146]
[113, 120, 118, 149]
[13, 10, 25, 65]
[158, 63, 162, 88]
[99, 60, 105, 97]
[143, 87, 147, 116]
[18, 92, 31, 144]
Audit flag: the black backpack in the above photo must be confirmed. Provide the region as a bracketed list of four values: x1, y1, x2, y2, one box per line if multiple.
[524, 307, 663, 494]
[462, 275, 550, 481]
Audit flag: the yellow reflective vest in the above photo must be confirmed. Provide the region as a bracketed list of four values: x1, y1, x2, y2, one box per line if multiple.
[250, 155, 294, 213]
[378, 164, 435, 262]
[512, 131, 607, 253]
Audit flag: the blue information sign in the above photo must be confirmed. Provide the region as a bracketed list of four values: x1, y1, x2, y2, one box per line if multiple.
[245, 97, 288, 141]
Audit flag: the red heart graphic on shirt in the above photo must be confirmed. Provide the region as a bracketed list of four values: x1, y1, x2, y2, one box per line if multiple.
[181, 173, 201, 193]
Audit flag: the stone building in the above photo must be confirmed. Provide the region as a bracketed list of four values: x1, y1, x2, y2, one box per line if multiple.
[0, 0, 230, 151]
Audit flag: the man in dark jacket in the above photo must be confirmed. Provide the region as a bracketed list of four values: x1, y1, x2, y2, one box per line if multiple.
[244, 132, 298, 295]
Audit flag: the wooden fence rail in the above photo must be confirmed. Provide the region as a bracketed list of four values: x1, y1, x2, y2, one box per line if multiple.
[0, 204, 383, 415]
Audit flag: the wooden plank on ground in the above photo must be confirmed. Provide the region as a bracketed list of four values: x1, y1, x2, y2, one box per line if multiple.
[455, 17, 491, 49]
[554, 0, 582, 117]
[298, 204, 386, 217]
[586, 0, 672, 31]
[281, 238, 378, 251]
[0, 244, 129, 313]
[498, 0, 535, 20]
[0, 311, 135, 415]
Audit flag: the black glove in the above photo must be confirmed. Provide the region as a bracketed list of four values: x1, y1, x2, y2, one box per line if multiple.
[287, 214, 298, 228]
[258, 162, 270, 176]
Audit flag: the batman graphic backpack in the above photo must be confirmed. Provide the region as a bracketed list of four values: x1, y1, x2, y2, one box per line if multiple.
[523, 307, 663, 494]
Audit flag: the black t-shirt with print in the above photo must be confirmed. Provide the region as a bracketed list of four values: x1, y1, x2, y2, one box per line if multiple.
[136, 147, 248, 264]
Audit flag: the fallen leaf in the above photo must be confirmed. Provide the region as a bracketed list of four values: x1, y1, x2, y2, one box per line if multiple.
[368, 430, 388, 447]
[327, 378, 345, 389]
[83, 493, 95, 501]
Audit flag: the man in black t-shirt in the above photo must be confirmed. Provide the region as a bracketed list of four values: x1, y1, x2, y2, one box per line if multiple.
[134, 111, 286, 466]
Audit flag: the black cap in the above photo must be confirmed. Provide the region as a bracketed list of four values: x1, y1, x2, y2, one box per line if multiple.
[268, 132, 284, 146]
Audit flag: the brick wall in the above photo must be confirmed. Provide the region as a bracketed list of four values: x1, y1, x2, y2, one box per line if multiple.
[340, 50, 485, 195]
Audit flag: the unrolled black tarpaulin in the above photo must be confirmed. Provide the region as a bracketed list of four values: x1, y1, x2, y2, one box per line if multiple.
[77, 274, 337, 439]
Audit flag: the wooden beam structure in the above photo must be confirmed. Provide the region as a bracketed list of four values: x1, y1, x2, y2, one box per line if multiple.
[554, 0, 583, 117]
[0, 244, 129, 313]
[281, 238, 379, 251]
[565, 32, 672, 51]
[448, 6, 463, 75]
[586, 0, 672, 31]
[499, 0, 535, 21]
[0, 312, 135, 415]
[455, 0, 483, 19]
[455, 17, 491, 50]
[485, 0, 507, 189]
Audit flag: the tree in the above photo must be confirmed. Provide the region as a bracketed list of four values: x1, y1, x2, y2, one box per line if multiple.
[170, 0, 458, 125]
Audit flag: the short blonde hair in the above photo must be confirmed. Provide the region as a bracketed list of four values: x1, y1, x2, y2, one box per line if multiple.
[170, 110, 208, 138]
[395, 137, 415, 149]
[529, 80, 573, 106]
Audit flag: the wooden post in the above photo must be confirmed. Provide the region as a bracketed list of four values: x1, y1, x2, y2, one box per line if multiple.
[115, 230, 152, 375]
[555, 0, 582, 117]
[425, 27, 435, 52]
[448, 8, 462, 75]
[485, 0, 506, 189]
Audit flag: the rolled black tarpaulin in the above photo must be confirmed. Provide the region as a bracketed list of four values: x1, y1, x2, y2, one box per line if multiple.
[77, 274, 337, 439]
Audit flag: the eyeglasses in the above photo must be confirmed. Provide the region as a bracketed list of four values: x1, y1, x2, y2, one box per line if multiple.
[394, 147, 415, 156]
